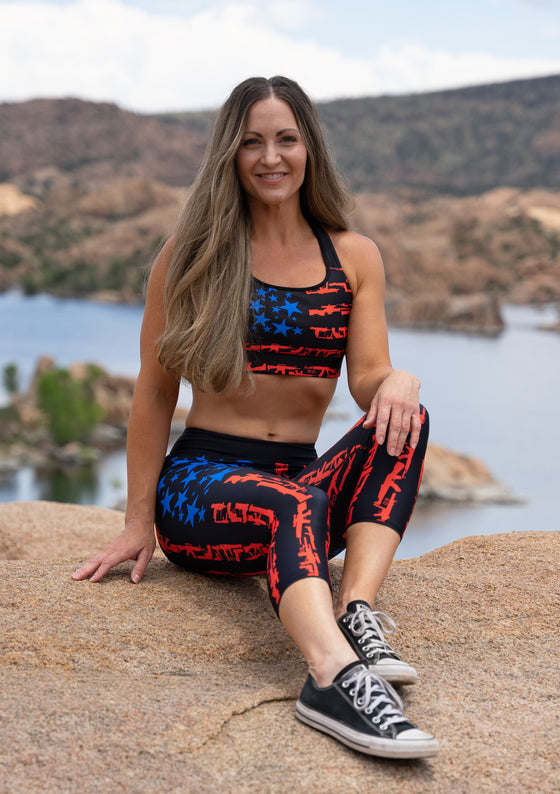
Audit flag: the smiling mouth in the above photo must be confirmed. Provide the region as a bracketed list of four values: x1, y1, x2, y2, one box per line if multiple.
[257, 173, 286, 181]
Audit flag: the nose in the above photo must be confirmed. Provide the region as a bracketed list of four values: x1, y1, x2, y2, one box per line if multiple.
[261, 141, 281, 167]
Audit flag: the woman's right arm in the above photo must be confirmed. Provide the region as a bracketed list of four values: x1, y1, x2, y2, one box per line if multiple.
[72, 239, 180, 583]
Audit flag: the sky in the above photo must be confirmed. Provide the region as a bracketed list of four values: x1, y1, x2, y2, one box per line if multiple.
[1, 0, 560, 113]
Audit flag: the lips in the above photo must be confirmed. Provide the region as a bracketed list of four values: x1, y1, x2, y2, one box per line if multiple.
[257, 173, 286, 181]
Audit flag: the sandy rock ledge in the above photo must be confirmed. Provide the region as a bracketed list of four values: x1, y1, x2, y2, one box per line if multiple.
[0, 502, 558, 794]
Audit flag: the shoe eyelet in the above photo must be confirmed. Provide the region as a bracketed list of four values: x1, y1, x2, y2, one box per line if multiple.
[342, 681, 349, 688]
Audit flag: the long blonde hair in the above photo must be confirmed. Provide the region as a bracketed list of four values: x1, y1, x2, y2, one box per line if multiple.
[157, 76, 353, 393]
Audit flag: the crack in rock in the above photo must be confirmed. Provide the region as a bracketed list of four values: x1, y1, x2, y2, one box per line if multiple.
[191, 695, 295, 753]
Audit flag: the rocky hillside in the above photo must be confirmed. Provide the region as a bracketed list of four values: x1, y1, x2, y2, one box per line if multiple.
[0, 98, 210, 188]
[319, 74, 560, 194]
[356, 188, 560, 312]
[1, 75, 560, 329]
[0, 177, 182, 300]
[1, 178, 559, 331]
[3, 74, 558, 195]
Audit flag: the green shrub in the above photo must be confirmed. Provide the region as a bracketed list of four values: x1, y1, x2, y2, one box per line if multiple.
[37, 367, 104, 445]
[3, 363, 19, 396]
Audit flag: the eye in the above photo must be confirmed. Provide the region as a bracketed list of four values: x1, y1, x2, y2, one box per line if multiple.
[242, 137, 261, 147]
[279, 134, 298, 145]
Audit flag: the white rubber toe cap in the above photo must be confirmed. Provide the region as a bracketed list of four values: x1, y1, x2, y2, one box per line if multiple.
[397, 728, 435, 742]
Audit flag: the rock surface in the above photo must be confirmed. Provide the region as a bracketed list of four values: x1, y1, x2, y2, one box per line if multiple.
[1, 502, 558, 793]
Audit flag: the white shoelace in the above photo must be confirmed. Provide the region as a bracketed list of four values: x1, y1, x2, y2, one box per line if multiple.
[346, 608, 401, 659]
[341, 665, 407, 731]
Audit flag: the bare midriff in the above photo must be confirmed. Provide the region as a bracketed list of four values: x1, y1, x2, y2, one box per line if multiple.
[186, 373, 337, 444]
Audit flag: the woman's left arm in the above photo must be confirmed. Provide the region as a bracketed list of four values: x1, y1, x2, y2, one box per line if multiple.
[339, 231, 422, 457]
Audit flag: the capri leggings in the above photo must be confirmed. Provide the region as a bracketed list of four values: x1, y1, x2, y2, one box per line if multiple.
[155, 406, 429, 614]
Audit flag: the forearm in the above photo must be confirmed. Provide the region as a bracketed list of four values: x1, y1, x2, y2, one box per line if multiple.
[350, 366, 394, 413]
[124, 379, 179, 527]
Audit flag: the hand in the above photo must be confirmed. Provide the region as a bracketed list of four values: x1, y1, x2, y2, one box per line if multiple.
[363, 369, 421, 456]
[71, 519, 156, 584]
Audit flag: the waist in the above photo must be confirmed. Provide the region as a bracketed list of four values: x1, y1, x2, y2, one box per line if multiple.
[169, 426, 317, 476]
[187, 375, 336, 444]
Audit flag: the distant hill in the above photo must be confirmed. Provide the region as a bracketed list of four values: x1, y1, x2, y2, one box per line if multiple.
[1, 74, 559, 196]
[0, 75, 559, 317]
[318, 74, 560, 194]
[0, 98, 209, 191]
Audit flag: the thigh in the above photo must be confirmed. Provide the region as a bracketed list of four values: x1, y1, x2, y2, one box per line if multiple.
[156, 455, 274, 575]
[155, 453, 329, 585]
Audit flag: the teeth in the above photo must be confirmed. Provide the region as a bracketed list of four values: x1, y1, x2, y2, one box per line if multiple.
[260, 173, 284, 180]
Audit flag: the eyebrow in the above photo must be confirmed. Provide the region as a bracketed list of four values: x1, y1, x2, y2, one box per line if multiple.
[242, 128, 299, 137]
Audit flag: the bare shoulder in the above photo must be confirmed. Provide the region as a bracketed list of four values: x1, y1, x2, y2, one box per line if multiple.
[149, 236, 175, 285]
[328, 229, 384, 292]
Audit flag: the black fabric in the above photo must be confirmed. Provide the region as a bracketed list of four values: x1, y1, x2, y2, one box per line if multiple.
[245, 223, 352, 378]
[155, 409, 429, 614]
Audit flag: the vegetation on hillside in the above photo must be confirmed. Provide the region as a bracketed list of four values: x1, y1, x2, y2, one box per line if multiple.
[151, 75, 560, 196]
[1, 74, 558, 197]
[318, 75, 560, 195]
[0, 75, 559, 306]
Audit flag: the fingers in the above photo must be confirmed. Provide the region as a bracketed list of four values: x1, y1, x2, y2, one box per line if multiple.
[71, 545, 148, 584]
[130, 547, 153, 584]
[71, 550, 122, 583]
[366, 392, 415, 456]
[367, 403, 419, 457]
[409, 411, 422, 450]
[374, 405, 391, 448]
[363, 394, 379, 431]
[387, 411, 411, 457]
[71, 553, 107, 581]
[365, 370, 421, 456]
[87, 552, 124, 583]
[72, 523, 156, 584]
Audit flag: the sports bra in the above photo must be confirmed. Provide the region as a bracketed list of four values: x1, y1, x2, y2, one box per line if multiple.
[245, 222, 353, 378]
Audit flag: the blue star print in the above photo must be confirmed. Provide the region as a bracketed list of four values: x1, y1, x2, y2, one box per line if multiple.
[160, 488, 174, 518]
[279, 298, 301, 318]
[273, 319, 290, 336]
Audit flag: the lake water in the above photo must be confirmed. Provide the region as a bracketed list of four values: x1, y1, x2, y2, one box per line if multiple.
[1, 290, 559, 559]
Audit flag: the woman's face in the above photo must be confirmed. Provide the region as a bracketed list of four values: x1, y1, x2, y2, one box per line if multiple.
[235, 97, 308, 209]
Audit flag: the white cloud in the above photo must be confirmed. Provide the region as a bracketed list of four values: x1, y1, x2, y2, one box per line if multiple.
[371, 43, 560, 96]
[1, 0, 559, 112]
[264, 0, 316, 31]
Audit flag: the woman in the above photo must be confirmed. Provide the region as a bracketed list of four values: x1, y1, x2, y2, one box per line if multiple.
[73, 76, 439, 760]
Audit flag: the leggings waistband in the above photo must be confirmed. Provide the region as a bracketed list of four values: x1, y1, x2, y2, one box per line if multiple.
[168, 426, 317, 471]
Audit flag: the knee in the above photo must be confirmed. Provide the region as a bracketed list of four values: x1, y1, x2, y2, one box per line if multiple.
[418, 403, 430, 443]
[275, 483, 330, 526]
[306, 484, 330, 518]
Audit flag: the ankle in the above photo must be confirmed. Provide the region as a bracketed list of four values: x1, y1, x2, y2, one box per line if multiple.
[334, 594, 372, 621]
[309, 649, 358, 688]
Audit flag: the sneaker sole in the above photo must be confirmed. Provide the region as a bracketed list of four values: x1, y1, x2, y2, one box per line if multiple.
[295, 700, 440, 759]
[368, 662, 418, 686]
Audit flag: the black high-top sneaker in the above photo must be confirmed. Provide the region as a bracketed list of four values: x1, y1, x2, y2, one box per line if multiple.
[337, 600, 418, 685]
[296, 661, 439, 759]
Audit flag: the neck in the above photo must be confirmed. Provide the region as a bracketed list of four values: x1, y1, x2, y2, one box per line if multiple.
[247, 200, 310, 245]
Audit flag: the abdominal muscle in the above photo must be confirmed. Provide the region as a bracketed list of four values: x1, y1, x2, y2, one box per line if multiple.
[186, 373, 337, 444]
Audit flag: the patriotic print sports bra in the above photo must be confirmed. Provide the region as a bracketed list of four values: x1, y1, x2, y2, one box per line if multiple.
[245, 222, 353, 378]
